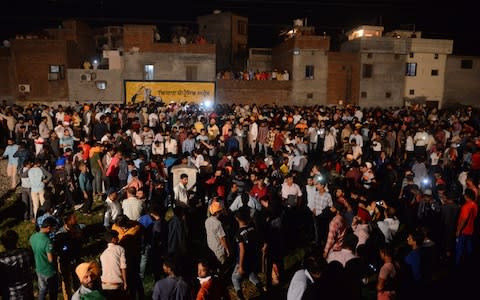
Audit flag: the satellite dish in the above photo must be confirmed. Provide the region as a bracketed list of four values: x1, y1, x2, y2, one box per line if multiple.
[154, 32, 161, 41]
[3, 40, 10, 47]
[179, 36, 187, 45]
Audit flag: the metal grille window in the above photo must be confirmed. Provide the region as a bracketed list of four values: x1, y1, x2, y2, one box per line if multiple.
[144, 64, 154, 80]
[406, 63, 417, 76]
[305, 65, 314, 79]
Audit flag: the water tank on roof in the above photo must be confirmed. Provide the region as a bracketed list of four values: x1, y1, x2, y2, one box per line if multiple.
[213, 9, 222, 14]
[293, 19, 304, 27]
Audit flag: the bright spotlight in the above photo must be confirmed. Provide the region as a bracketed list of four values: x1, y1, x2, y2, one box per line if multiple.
[203, 99, 213, 109]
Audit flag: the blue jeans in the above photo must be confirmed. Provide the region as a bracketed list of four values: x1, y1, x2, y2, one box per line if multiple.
[231, 264, 260, 292]
[37, 273, 58, 300]
[456, 234, 473, 265]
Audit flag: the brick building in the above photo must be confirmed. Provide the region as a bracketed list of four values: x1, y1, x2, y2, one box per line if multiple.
[2, 20, 95, 104]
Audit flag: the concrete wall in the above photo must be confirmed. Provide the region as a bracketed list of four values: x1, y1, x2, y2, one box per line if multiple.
[342, 37, 407, 107]
[291, 48, 328, 105]
[231, 14, 248, 70]
[198, 13, 234, 71]
[123, 52, 216, 82]
[404, 52, 448, 106]
[68, 69, 123, 103]
[272, 38, 295, 74]
[247, 48, 272, 72]
[327, 52, 360, 105]
[404, 38, 453, 108]
[216, 80, 291, 105]
[444, 55, 480, 107]
[272, 36, 331, 105]
[358, 52, 406, 107]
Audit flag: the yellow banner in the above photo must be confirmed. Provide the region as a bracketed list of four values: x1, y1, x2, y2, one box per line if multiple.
[124, 81, 215, 105]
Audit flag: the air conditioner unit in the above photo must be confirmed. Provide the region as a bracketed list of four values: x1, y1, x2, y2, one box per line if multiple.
[80, 73, 92, 81]
[18, 84, 30, 93]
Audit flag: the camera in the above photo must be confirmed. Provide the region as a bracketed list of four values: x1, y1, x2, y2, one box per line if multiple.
[376, 201, 383, 206]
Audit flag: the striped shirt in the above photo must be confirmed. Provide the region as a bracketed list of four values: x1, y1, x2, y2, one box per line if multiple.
[0, 248, 34, 300]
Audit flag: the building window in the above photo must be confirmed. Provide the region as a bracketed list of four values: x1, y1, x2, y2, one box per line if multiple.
[409, 52, 414, 58]
[394, 54, 400, 60]
[386, 92, 391, 98]
[461, 59, 473, 69]
[431, 69, 439, 76]
[434, 53, 439, 59]
[361, 91, 367, 98]
[305, 65, 315, 79]
[48, 65, 65, 80]
[238, 20, 247, 35]
[367, 53, 373, 59]
[409, 89, 415, 95]
[95, 80, 107, 90]
[144, 64, 154, 80]
[405, 63, 417, 76]
[362, 64, 373, 78]
[186, 65, 198, 81]
[307, 93, 313, 99]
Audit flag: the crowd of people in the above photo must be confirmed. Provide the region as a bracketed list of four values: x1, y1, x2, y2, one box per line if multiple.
[0, 99, 480, 300]
[217, 69, 290, 81]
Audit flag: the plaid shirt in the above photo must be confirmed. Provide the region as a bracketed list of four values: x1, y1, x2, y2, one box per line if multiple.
[0, 248, 34, 299]
[324, 215, 348, 257]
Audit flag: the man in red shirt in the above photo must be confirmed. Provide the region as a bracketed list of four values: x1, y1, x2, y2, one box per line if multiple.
[78, 139, 91, 161]
[455, 188, 478, 265]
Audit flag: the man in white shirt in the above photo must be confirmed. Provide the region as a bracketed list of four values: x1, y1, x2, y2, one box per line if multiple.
[309, 181, 333, 246]
[100, 230, 127, 295]
[121, 187, 143, 221]
[55, 106, 65, 125]
[287, 255, 326, 300]
[164, 135, 178, 155]
[248, 119, 258, 155]
[173, 173, 190, 207]
[349, 129, 363, 148]
[413, 127, 428, 155]
[281, 174, 303, 207]
[104, 191, 122, 228]
[148, 111, 159, 128]
[307, 122, 319, 153]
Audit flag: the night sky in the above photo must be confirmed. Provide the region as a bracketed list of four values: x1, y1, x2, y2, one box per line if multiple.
[0, 0, 476, 55]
